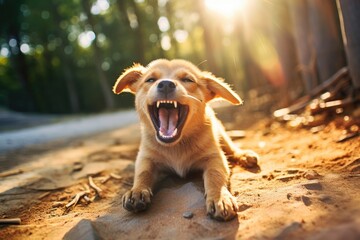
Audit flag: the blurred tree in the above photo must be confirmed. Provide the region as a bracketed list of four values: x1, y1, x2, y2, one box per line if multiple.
[337, 0, 360, 89]
[269, 0, 301, 105]
[81, 0, 114, 110]
[307, 0, 346, 83]
[0, 0, 35, 111]
[196, 0, 219, 75]
[288, 0, 317, 94]
[51, 1, 80, 113]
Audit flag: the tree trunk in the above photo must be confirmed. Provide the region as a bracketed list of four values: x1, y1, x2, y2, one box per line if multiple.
[269, 0, 301, 105]
[307, 0, 346, 83]
[196, 0, 220, 74]
[7, 32, 35, 112]
[52, 3, 80, 113]
[129, 0, 146, 63]
[337, 0, 360, 89]
[165, 1, 179, 57]
[288, 0, 317, 93]
[149, 0, 165, 58]
[81, 0, 114, 110]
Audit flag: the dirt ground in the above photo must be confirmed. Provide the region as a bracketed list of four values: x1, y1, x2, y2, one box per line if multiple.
[0, 107, 359, 240]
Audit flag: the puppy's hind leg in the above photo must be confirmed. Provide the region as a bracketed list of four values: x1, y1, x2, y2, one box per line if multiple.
[219, 124, 259, 168]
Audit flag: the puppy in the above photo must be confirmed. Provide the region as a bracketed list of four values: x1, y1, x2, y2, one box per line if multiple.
[113, 59, 259, 221]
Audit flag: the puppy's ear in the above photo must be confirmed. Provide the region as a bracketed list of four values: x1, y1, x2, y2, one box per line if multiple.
[113, 64, 145, 94]
[202, 72, 243, 105]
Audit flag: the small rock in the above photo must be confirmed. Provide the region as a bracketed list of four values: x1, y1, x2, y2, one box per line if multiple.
[318, 194, 332, 203]
[287, 169, 300, 174]
[302, 181, 323, 190]
[182, 211, 193, 219]
[303, 170, 321, 180]
[286, 193, 292, 200]
[238, 203, 252, 212]
[276, 175, 297, 182]
[52, 202, 63, 208]
[301, 196, 312, 206]
[275, 221, 302, 240]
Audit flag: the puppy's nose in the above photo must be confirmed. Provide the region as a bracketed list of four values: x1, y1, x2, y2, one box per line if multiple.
[157, 80, 176, 94]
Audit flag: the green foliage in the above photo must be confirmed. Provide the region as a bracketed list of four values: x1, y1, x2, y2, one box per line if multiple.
[0, 0, 282, 113]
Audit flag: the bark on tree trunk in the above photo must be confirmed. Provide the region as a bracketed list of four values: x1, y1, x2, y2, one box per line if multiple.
[307, 0, 346, 83]
[337, 0, 360, 89]
[288, 0, 317, 93]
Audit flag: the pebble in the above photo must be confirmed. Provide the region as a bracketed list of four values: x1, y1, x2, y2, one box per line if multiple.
[287, 169, 301, 174]
[303, 170, 321, 180]
[302, 181, 323, 190]
[182, 211, 194, 219]
[301, 195, 312, 206]
[276, 174, 297, 182]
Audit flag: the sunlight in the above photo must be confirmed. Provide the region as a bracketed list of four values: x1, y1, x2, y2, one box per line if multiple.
[204, 0, 248, 17]
[91, 0, 110, 15]
[78, 31, 96, 48]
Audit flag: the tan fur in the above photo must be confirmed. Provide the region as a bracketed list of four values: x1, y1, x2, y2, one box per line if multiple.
[113, 59, 259, 221]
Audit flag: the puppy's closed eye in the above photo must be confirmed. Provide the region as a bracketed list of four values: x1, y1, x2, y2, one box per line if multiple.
[146, 78, 157, 83]
[181, 77, 194, 83]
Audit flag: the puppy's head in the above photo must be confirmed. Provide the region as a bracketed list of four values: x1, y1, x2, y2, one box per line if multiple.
[113, 59, 242, 145]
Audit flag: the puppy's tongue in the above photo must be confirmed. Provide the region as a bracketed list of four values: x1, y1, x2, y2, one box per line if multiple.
[158, 108, 178, 137]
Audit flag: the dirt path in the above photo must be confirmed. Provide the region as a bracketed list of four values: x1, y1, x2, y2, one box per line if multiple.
[0, 110, 137, 153]
[0, 113, 359, 239]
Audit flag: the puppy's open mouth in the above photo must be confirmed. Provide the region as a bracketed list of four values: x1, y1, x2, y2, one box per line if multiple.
[148, 100, 189, 143]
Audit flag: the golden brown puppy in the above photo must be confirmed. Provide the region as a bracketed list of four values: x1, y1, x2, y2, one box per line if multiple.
[113, 59, 258, 221]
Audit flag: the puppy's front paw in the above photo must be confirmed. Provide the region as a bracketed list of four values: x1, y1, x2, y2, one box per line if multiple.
[206, 190, 239, 221]
[233, 150, 259, 168]
[122, 188, 153, 213]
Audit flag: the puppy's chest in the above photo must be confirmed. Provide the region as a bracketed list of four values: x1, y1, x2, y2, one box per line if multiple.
[156, 146, 204, 177]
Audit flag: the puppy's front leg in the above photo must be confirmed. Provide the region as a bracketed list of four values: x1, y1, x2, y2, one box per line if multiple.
[203, 156, 239, 221]
[122, 157, 157, 213]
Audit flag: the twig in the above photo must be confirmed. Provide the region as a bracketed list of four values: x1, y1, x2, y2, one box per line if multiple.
[101, 175, 111, 184]
[88, 176, 102, 195]
[65, 191, 88, 208]
[110, 173, 122, 180]
[38, 192, 51, 200]
[83, 196, 92, 203]
[0, 169, 23, 178]
[274, 67, 349, 118]
[0, 218, 21, 225]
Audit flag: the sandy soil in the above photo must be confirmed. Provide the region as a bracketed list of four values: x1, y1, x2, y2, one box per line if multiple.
[0, 109, 359, 240]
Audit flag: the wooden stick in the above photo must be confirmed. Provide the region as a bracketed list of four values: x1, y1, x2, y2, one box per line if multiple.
[274, 67, 349, 118]
[100, 175, 111, 184]
[65, 191, 87, 208]
[0, 218, 21, 225]
[88, 176, 102, 194]
[110, 173, 122, 180]
[0, 169, 23, 178]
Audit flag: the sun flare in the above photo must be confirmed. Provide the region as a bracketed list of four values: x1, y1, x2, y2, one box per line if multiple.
[204, 0, 248, 17]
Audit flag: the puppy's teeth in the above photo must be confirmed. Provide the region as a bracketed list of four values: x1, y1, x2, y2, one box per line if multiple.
[174, 101, 177, 108]
[157, 101, 160, 108]
[172, 128, 178, 137]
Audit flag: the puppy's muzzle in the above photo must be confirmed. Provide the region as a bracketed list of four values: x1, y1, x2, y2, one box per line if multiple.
[148, 79, 189, 144]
